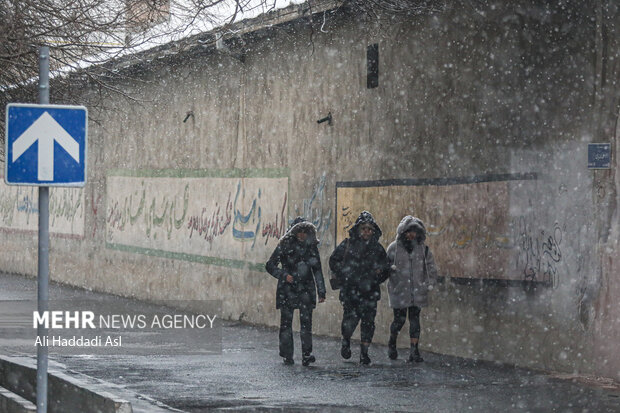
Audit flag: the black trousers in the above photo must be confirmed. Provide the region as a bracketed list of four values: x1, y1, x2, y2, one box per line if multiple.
[341, 300, 377, 343]
[390, 306, 422, 339]
[279, 305, 313, 358]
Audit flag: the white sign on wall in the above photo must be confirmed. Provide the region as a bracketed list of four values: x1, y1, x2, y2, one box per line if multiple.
[0, 178, 85, 237]
[106, 170, 289, 270]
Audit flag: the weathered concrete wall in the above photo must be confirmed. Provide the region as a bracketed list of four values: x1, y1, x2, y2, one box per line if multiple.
[1, 1, 618, 380]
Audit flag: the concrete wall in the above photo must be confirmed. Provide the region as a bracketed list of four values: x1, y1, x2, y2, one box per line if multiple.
[1, 1, 618, 380]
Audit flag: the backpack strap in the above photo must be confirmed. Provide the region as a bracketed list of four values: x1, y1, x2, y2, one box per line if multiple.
[423, 245, 429, 280]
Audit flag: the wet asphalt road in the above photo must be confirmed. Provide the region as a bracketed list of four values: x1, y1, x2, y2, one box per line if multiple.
[1, 273, 619, 413]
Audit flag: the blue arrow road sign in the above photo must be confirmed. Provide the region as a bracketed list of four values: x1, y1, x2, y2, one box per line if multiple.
[5, 103, 87, 187]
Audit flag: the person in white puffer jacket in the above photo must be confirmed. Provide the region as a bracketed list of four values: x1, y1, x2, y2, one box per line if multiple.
[386, 215, 438, 362]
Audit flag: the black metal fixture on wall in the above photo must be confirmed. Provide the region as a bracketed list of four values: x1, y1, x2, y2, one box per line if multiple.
[183, 111, 194, 123]
[317, 112, 332, 126]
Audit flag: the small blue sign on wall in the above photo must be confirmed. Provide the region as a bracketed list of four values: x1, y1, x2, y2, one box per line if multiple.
[587, 143, 611, 169]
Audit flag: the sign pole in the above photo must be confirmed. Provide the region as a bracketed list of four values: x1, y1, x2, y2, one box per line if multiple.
[36, 45, 50, 413]
[6, 53, 86, 413]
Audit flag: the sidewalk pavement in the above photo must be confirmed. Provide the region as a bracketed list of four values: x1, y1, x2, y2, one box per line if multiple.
[1, 272, 619, 412]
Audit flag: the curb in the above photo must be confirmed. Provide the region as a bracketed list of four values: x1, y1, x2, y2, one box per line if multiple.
[0, 356, 132, 413]
[0, 386, 36, 413]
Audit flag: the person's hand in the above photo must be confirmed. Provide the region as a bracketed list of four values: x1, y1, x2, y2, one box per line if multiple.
[391, 265, 397, 271]
[318, 297, 325, 303]
[286, 274, 294, 283]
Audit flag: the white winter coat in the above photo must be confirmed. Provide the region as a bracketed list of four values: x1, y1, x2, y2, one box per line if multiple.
[386, 216, 438, 308]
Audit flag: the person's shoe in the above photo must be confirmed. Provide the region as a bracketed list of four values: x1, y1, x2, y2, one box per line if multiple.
[283, 357, 294, 365]
[360, 353, 371, 365]
[407, 343, 423, 363]
[341, 338, 351, 359]
[388, 335, 398, 360]
[360, 344, 371, 365]
[302, 354, 316, 366]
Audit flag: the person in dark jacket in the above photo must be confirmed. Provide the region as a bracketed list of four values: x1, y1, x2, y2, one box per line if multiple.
[266, 217, 326, 366]
[386, 216, 438, 362]
[329, 211, 389, 365]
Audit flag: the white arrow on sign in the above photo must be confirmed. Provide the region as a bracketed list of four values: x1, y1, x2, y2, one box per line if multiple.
[12, 111, 80, 181]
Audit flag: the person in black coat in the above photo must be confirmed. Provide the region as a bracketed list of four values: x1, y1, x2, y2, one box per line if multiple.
[266, 217, 326, 366]
[329, 211, 389, 365]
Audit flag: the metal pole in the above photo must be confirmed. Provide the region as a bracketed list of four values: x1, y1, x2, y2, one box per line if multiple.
[36, 45, 50, 413]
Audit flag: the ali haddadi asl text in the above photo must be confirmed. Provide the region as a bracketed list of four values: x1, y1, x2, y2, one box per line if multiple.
[35, 335, 121, 347]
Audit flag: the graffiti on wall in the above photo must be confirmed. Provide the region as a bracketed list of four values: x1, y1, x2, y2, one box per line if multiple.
[335, 174, 561, 283]
[295, 172, 332, 246]
[106, 171, 288, 268]
[0, 179, 84, 237]
[515, 216, 564, 286]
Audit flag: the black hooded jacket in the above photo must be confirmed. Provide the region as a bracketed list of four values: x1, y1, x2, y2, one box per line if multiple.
[329, 211, 390, 303]
[266, 218, 326, 309]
